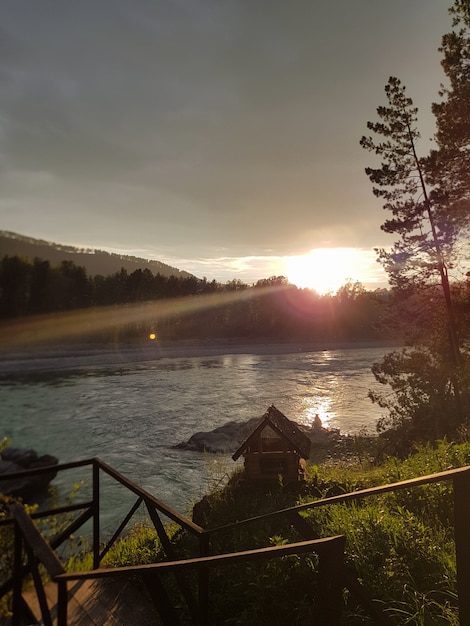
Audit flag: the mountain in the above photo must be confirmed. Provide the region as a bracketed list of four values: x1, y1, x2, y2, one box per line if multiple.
[0, 231, 195, 279]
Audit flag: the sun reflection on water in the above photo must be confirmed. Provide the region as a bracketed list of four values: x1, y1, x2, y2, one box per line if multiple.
[302, 396, 337, 429]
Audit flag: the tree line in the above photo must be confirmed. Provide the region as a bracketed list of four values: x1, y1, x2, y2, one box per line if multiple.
[0, 254, 390, 343]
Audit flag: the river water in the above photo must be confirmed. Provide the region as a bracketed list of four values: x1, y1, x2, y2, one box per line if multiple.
[0, 342, 391, 531]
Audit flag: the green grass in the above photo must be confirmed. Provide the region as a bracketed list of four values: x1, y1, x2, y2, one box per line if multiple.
[138, 439, 465, 624]
[2, 439, 468, 624]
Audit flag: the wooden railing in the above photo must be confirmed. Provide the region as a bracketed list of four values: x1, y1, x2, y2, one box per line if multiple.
[0, 458, 346, 625]
[204, 465, 470, 624]
[11, 502, 67, 626]
[2, 459, 470, 624]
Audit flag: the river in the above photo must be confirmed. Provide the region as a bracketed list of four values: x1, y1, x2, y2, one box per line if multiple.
[0, 341, 393, 531]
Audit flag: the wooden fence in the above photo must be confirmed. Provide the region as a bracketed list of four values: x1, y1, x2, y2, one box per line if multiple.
[1, 458, 470, 624]
[1, 458, 344, 624]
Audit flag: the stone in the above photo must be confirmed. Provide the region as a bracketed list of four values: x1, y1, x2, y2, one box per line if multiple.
[0, 447, 59, 499]
[174, 416, 262, 453]
[175, 416, 342, 455]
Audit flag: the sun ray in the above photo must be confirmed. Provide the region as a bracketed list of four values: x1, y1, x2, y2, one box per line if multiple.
[0, 284, 288, 350]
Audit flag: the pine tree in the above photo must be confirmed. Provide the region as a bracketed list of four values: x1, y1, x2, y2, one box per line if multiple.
[361, 75, 467, 440]
[361, 77, 460, 359]
[426, 0, 470, 237]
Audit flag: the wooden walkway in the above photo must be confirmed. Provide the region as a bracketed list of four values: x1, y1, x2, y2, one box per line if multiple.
[22, 576, 160, 625]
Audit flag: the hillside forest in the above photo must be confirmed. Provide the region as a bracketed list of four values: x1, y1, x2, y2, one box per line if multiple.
[0, 254, 392, 343]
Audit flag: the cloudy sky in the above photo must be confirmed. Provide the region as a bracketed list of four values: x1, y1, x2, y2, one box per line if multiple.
[0, 1, 453, 288]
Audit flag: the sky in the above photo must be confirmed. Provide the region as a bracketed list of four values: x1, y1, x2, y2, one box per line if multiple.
[0, 0, 455, 290]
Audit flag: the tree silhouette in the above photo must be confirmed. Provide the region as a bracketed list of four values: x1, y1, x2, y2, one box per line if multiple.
[361, 63, 470, 440]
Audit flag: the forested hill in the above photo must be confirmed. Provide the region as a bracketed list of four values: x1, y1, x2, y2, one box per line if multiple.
[0, 231, 194, 279]
[0, 232, 394, 345]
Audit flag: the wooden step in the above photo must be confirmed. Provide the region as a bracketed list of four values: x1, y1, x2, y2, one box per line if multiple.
[22, 576, 161, 625]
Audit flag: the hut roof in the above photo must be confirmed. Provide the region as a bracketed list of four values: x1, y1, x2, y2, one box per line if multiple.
[232, 404, 311, 461]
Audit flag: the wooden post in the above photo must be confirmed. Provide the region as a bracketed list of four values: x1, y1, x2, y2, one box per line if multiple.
[198, 533, 210, 625]
[93, 459, 100, 569]
[453, 469, 470, 624]
[316, 535, 345, 625]
[12, 521, 22, 626]
[24, 542, 53, 626]
[57, 580, 68, 626]
[141, 572, 182, 626]
[145, 500, 199, 622]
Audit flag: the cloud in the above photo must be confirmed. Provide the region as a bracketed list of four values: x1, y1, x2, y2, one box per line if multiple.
[0, 0, 451, 269]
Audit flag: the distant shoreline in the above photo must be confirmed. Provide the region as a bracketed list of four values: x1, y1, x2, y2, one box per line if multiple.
[0, 338, 400, 376]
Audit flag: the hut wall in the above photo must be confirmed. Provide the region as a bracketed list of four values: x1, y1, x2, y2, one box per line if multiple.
[244, 451, 302, 481]
[261, 437, 287, 452]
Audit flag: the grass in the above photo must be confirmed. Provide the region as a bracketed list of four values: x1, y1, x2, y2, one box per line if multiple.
[98, 438, 465, 624]
[196, 453, 457, 624]
[1, 438, 467, 624]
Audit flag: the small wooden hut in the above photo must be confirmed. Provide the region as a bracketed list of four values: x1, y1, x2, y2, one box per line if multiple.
[232, 405, 311, 482]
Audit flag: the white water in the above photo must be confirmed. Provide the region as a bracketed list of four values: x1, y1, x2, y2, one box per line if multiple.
[0, 343, 389, 529]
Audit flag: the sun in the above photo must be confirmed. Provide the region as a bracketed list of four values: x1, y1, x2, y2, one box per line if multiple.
[284, 248, 363, 294]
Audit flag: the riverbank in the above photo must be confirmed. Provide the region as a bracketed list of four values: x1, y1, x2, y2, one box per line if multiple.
[0, 338, 400, 376]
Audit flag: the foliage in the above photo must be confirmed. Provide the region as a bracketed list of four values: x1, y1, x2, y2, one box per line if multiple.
[100, 523, 164, 567]
[381, 439, 470, 527]
[189, 440, 466, 623]
[298, 443, 465, 623]
[360, 76, 453, 290]
[305, 501, 454, 621]
[0, 494, 39, 623]
[369, 348, 463, 453]
[160, 440, 466, 623]
[0, 254, 389, 344]
[426, 0, 470, 221]
[360, 1, 470, 446]
[207, 550, 320, 625]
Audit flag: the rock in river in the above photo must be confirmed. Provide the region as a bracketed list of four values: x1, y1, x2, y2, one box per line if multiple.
[0, 447, 59, 499]
[175, 415, 342, 455]
[175, 417, 263, 454]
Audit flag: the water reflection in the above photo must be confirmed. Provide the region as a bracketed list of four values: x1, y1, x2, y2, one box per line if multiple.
[198, 359, 223, 368]
[303, 396, 337, 429]
[319, 350, 335, 362]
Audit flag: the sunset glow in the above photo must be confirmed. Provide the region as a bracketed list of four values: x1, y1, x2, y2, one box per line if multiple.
[284, 248, 368, 294]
